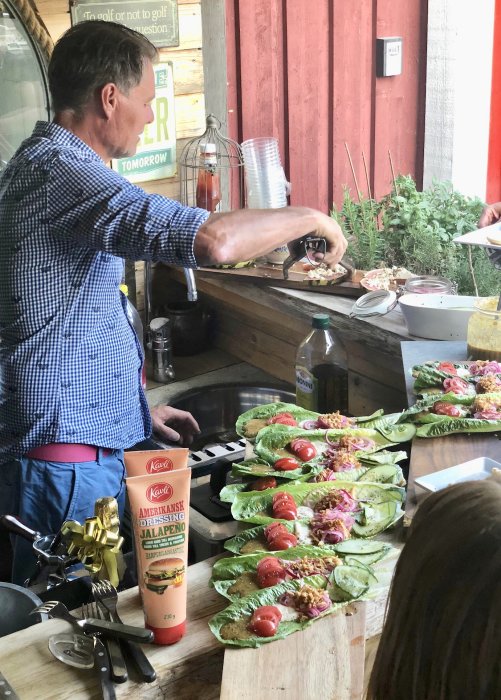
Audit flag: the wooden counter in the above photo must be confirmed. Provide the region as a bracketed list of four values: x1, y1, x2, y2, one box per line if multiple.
[153, 266, 415, 416]
[0, 548, 400, 700]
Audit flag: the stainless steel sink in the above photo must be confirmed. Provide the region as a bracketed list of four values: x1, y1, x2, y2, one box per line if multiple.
[169, 383, 294, 453]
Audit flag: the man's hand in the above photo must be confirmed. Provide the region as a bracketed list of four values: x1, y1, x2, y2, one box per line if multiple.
[150, 405, 200, 446]
[478, 202, 501, 269]
[478, 202, 501, 228]
[313, 212, 347, 267]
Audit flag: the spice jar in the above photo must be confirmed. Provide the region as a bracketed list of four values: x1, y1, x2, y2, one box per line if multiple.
[467, 297, 501, 361]
[404, 275, 456, 295]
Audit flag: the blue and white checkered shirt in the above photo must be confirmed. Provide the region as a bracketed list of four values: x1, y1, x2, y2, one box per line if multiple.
[0, 121, 209, 462]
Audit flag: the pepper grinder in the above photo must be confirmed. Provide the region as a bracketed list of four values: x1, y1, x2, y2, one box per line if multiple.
[148, 317, 175, 383]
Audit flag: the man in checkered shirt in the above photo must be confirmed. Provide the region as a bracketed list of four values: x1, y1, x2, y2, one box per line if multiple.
[0, 20, 347, 584]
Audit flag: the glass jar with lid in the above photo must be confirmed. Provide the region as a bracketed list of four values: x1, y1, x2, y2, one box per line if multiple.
[404, 275, 456, 295]
[467, 297, 501, 361]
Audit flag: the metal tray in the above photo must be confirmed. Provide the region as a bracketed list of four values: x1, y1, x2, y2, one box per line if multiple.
[414, 457, 501, 493]
[453, 222, 501, 250]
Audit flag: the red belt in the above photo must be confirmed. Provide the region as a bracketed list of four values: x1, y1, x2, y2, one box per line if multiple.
[26, 444, 114, 462]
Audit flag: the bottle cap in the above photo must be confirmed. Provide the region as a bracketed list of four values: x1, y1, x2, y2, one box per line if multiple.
[312, 313, 330, 329]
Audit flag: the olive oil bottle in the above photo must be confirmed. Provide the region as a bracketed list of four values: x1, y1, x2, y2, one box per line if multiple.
[295, 313, 349, 413]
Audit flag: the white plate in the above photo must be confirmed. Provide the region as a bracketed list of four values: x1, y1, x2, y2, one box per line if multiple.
[414, 457, 501, 492]
[453, 222, 501, 250]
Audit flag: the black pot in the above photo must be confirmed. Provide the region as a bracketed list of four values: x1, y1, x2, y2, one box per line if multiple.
[165, 301, 214, 356]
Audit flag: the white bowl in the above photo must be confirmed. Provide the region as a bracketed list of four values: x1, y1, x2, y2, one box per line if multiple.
[398, 294, 484, 340]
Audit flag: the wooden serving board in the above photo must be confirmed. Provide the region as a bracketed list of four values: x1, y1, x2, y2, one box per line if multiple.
[197, 263, 366, 297]
[220, 604, 366, 700]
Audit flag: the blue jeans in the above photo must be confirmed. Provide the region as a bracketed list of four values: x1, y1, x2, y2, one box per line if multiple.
[0, 449, 125, 586]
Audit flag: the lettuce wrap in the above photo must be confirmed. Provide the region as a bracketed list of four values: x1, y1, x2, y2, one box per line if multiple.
[235, 402, 397, 440]
[412, 360, 501, 396]
[224, 481, 404, 556]
[229, 453, 407, 486]
[210, 541, 394, 602]
[252, 424, 415, 468]
[398, 391, 501, 437]
[209, 552, 393, 647]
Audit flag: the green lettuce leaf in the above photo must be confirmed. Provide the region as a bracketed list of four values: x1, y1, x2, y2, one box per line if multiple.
[209, 561, 382, 647]
[398, 391, 501, 436]
[208, 576, 334, 648]
[253, 425, 402, 465]
[230, 480, 405, 525]
[210, 542, 395, 601]
[416, 417, 501, 438]
[235, 403, 319, 440]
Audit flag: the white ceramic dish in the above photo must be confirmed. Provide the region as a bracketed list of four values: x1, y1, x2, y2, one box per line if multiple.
[414, 457, 501, 493]
[398, 294, 483, 340]
[453, 222, 501, 249]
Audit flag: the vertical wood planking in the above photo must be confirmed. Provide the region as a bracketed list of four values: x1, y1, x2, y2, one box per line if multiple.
[330, 1, 374, 204]
[225, 0, 426, 211]
[236, 0, 287, 153]
[285, 0, 330, 209]
[373, 0, 426, 198]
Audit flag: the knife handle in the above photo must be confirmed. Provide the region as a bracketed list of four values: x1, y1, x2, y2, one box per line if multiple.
[121, 639, 157, 683]
[93, 638, 116, 700]
[83, 618, 154, 644]
[104, 636, 127, 684]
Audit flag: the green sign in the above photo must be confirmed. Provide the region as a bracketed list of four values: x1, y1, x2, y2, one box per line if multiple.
[70, 0, 179, 48]
[112, 62, 177, 183]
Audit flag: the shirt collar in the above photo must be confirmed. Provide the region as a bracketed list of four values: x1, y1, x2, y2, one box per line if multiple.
[32, 121, 102, 162]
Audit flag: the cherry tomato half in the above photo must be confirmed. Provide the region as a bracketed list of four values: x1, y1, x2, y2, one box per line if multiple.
[272, 491, 296, 504]
[272, 508, 297, 521]
[251, 476, 277, 491]
[267, 413, 298, 427]
[432, 401, 463, 417]
[274, 457, 301, 471]
[252, 605, 282, 623]
[272, 499, 297, 515]
[249, 618, 278, 637]
[289, 438, 317, 462]
[269, 533, 298, 550]
[437, 361, 458, 375]
[257, 570, 286, 588]
[264, 522, 287, 540]
[257, 556, 284, 574]
[272, 495, 296, 510]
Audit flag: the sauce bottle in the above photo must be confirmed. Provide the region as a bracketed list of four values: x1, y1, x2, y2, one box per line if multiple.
[295, 313, 349, 413]
[195, 143, 221, 212]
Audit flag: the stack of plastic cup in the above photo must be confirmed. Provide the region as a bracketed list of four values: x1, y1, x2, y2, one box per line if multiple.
[242, 137, 289, 263]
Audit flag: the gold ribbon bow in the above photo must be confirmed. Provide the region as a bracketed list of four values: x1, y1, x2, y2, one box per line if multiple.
[61, 497, 125, 587]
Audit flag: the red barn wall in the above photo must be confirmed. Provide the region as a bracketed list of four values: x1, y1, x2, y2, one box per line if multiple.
[225, 0, 428, 212]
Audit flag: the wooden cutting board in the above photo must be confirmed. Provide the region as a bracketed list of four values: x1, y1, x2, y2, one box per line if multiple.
[220, 603, 366, 700]
[197, 263, 365, 297]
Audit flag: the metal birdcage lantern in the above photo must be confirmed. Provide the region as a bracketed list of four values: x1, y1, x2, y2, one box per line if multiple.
[179, 114, 245, 212]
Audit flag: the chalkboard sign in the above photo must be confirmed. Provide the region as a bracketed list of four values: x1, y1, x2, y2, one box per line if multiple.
[70, 0, 179, 48]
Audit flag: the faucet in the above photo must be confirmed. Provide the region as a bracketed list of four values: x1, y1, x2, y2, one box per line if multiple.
[143, 263, 197, 331]
[149, 317, 175, 383]
[183, 268, 198, 302]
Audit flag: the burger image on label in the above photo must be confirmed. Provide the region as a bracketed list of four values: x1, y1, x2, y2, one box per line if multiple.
[144, 557, 185, 594]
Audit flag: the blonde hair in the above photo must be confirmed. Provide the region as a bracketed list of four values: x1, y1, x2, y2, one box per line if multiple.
[367, 479, 501, 700]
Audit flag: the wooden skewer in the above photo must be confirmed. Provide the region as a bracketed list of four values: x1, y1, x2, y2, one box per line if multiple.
[344, 142, 362, 202]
